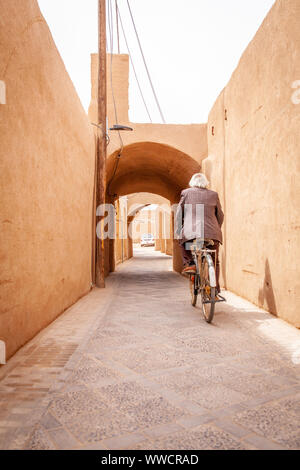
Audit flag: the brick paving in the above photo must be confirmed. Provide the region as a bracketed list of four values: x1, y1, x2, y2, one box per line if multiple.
[0, 247, 299, 450]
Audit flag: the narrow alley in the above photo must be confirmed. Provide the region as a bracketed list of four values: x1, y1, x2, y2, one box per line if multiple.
[1, 248, 299, 450]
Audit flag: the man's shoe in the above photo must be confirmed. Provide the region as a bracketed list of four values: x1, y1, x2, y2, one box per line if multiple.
[182, 265, 196, 275]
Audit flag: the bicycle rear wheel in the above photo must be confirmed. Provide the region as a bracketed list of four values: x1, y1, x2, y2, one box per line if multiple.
[200, 256, 216, 323]
[189, 274, 198, 306]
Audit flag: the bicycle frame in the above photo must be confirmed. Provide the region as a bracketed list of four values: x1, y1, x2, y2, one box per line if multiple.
[188, 240, 226, 322]
[190, 240, 217, 288]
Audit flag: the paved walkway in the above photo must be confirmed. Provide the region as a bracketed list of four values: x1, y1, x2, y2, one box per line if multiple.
[0, 247, 300, 450]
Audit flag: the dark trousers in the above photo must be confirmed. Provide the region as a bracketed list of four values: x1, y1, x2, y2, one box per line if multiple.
[180, 240, 220, 291]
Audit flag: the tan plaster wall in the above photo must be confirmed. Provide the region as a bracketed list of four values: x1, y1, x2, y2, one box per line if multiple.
[155, 207, 173, 257]
[0, 0, 95, 358]
[203, 0, 300, 327]
[202, 90, 227, 288]
[115, 197, 128, 265]
[164, 212, 173, 256]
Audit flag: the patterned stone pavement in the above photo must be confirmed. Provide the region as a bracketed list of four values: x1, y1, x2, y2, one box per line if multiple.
[0, 247, 299, 450]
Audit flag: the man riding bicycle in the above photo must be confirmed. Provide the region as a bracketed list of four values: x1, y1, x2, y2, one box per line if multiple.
[176, 173, 224, 294]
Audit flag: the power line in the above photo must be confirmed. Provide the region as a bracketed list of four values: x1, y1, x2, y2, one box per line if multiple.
[115, 0, 120, 54]
[107, 0, 119, 125]
[107, 0, 123, 151]
[126, 0, 166, 124]
[107, 0, 123, 198]
[116, 3, 153, 123]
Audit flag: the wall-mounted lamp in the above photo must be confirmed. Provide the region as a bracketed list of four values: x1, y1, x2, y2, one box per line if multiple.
[109, 124, 133, 131]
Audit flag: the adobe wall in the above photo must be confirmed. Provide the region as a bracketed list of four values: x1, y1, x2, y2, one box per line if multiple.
[203, 0, 300, 327]
[0, 0, 95, 359]
[115, 197, 129, 265]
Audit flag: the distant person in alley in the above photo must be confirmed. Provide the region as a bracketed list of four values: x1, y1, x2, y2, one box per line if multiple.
[176, 173, 224, 293]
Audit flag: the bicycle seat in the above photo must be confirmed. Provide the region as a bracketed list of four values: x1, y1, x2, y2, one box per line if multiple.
[192, 238, 214, 247]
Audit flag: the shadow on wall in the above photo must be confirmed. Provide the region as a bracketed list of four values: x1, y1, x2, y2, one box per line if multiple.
[258, 259, 277, 316]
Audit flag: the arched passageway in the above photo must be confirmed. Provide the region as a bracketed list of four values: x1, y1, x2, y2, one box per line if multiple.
[105, 141, 201, 276]
[126, 195, 173, 260]
[107, 142, 200, 201]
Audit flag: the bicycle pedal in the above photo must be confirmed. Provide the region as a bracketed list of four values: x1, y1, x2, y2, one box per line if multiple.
[215, 294, 226, 302]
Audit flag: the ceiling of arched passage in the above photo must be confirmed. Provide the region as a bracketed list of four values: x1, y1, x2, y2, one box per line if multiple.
[107, 142, 201, 203]
[128, 205, 171, 221]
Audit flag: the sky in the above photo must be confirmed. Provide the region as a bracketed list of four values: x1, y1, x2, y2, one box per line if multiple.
[38, 0, 275, 124]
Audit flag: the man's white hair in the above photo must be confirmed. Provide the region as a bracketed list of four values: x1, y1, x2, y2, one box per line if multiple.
[189, 173, 209, 189]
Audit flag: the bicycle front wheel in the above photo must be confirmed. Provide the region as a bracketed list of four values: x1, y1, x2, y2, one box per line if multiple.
[200, 257, 216, 323]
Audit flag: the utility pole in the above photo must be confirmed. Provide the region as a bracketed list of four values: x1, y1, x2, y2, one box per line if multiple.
[95, 0, 107, 288]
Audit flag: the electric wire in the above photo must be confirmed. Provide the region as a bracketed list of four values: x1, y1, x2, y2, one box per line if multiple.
[107, 0, 165, 195]
[107, 0, 123, 197]
[116, 3, 153, 123]
[126, 0, 166, 124]
[108, 0, 123, 155]
[115, 0, 120, 54]
[107, 0, 119, 128]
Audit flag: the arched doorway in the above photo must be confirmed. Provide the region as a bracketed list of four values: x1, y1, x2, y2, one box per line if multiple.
[126, 194, 173, 260]
[105, 141, 201, 276]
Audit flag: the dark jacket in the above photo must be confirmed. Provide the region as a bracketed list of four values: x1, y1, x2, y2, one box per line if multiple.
[176, 187, 224, 245]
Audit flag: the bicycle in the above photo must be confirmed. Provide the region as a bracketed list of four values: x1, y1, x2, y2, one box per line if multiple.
[188, 238, 226, 323]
